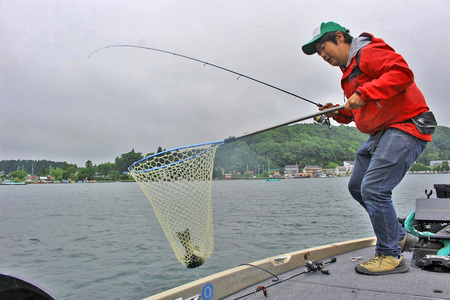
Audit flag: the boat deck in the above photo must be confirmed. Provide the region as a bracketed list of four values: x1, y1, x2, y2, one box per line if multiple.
[227, 245, 450, 300]
[144, 238, 449, 300]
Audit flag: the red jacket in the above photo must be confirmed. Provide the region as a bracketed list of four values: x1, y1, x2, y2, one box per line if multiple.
[334, 33, 431, 141]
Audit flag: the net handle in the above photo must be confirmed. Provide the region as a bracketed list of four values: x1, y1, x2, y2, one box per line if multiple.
[225, 105, 344, 143]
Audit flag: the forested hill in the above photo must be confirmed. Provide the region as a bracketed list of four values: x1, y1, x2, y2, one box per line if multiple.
[1, 124, 449, 176]
[0, 160, 68, 176]
[213, 124, 450, 174]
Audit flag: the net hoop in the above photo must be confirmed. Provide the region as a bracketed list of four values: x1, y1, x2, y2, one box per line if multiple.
[128, 140, 224, 173]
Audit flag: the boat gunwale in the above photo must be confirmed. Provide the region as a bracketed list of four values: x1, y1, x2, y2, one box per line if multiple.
[143, 236, 376, 300]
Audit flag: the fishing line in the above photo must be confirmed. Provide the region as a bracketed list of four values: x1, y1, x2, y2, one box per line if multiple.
[88, 45, 323, 107]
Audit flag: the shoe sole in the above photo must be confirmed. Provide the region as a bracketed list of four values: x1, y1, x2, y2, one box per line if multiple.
[355, 263, 409, 275]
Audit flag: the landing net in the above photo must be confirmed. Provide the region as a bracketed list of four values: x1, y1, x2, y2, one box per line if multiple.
[128, 141, 223, 268]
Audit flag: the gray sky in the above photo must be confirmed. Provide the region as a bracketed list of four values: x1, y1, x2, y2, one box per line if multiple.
[1, 0, 449, 166]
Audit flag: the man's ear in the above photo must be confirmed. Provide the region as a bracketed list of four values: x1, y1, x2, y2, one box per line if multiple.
[335, 31, 345, 43]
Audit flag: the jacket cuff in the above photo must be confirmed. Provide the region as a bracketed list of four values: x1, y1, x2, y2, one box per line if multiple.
[355, 88, 369, 102]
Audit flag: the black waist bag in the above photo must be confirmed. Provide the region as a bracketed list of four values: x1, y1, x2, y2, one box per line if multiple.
[410, 111, 437, 134]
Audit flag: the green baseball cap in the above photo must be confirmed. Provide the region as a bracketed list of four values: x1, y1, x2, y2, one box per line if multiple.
[302, 21, 347, 55]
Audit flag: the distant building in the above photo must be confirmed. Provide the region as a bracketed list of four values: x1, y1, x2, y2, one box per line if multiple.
[284, 165, 299, 178]
[323, 168, 336, 175]
[430, 160, 450, 167]
[343, 161, 355, 173]
[303, 165, 322, 174]
[335, 166, 348, 176]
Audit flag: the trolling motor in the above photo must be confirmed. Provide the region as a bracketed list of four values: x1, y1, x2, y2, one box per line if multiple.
[406, 184, 450, 272]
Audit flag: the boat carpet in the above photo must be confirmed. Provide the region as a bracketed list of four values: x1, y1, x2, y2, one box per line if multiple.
[226, 245, 450, 300]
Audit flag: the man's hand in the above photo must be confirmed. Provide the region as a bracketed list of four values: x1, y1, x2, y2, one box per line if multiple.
[319, 103, 339, 117]
[345, 93, 366, 110]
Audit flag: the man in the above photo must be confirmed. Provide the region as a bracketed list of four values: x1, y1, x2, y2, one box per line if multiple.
[302, 22, 436, 275]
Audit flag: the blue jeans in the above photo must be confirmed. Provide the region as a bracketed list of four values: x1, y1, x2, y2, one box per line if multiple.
[348, 128, 427, 256]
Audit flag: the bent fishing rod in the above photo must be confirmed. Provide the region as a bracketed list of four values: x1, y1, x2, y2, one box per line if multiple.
[88, 45, 323, 107]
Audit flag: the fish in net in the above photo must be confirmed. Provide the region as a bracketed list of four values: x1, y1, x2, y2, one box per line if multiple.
[128, 141, 222, 268]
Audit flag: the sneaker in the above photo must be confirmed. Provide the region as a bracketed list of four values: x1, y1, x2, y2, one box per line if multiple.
[355, 254, 409, 275]
[399, 232, 419, 252]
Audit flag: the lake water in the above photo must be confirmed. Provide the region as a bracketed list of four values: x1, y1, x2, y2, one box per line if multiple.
[1, 174, 449, 299]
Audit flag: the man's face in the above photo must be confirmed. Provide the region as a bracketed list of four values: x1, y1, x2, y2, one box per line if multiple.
[315, 32, 348, 68]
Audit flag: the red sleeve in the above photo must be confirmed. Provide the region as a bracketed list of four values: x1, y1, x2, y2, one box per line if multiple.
[333, 109, 354, 124]
[356, 45, 415, 101]
[325, 104, 353, 124]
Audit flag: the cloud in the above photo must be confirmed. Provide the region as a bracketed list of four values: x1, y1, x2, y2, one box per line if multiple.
[1, 0, 449, 166]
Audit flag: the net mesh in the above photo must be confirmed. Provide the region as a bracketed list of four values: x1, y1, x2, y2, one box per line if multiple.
[128, 142, 222, 268]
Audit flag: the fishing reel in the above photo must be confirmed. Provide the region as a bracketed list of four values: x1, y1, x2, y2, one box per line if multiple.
[304, 257, 337, 274]
[313, 114, 332, 129]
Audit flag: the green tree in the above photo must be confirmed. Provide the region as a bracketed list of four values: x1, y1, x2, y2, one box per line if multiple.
[281, 142, 303, 164]
[78, 168, 96, 181]
[410, 163, 429, 172]
[108, 170, 120, 181]
[60, 161, 77, 170]
[98, 162, 117, 176]
[115, 149, 144, 173]
[324, 162, 339, 169]
[71, 173, 79, 182]
[50, 168, 64, 181]
[213, 166, 224, 179]
[39, 166, 49, 177]
[10, 170, 27, 181]
[120, 173, 131, 180]
[60, 162, 77, 179]
[85, 160, 93, 168]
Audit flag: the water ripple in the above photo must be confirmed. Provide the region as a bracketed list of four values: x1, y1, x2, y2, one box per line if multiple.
[1, 175, 447, 299]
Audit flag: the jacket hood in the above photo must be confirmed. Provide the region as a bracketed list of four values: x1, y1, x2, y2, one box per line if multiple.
[346, 33, 372, 67]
